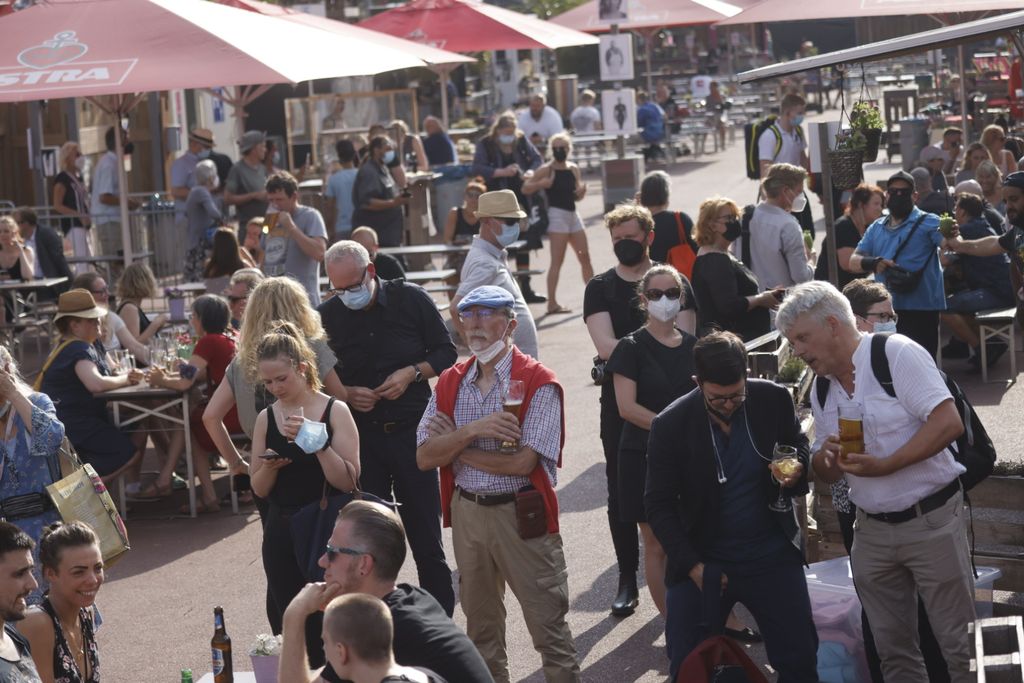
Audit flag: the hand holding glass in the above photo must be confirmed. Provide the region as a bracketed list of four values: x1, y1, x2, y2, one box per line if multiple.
[769, 444, 799, 512]
[838, 403, 864, 457]
[499, 380, 525, 453]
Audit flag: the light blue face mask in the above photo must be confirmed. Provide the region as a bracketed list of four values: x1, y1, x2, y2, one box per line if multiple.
[340, 282, 372, 310]
[197, 149, 211, 160]
[498, 134, 516, 145]
[791, 114, 805, 126]
[382, 149, 396, 165]
[295, 419, 328, 454]
[873, 321, 897, 334]
[497, 221, 520, 247]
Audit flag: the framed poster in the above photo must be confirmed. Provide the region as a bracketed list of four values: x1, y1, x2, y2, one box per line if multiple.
[602, 88, 636, 136]
[598, 0, 628, 23]
[599, 33, 634, 82]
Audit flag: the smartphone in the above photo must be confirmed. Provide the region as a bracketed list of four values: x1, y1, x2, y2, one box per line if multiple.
[259, 450, 288, 460]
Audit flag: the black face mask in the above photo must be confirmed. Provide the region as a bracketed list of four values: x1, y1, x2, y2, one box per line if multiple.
[552, 148, 568, 163]
[723, 218, 742, 242]
[887, 194, 914, 220]
[123, 141, 135, 155]
[613, 238, 645, 266]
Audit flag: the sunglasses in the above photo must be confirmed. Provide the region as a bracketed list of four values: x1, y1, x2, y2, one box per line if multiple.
[887, 188, 912, 197]
[501, 217, 521, 227]
[325, 544, 371, 563]
[644, 287, 681, 301]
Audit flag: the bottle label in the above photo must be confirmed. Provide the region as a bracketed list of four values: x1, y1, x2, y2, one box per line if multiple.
[212, 649, 224, 675]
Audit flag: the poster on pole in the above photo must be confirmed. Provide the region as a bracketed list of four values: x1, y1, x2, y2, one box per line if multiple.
[598, 0, 628, 23]
[599, 34, 634, 82]
[602, 89, 636, 136]
[40, 146, 58, 178]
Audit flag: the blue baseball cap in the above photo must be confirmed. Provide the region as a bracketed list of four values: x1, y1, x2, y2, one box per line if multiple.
[1004, 171, 1024, 190]
[456, 286, 515, 313]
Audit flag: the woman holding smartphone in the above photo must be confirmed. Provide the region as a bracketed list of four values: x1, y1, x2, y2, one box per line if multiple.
[250, 321, 358, 669]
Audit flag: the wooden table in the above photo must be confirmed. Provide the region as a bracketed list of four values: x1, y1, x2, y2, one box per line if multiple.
[0, 276, 68, 319]
[97, 382, 197, 518]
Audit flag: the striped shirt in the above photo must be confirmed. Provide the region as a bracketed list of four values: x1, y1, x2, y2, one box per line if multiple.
[811, 333, 963, 514]
[417, 349, 561, 495]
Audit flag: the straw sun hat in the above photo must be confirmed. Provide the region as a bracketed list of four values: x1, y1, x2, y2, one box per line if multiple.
[52, 289, 107, 323]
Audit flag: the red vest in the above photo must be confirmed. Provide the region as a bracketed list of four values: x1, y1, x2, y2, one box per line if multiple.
[434, 348, 564, 534]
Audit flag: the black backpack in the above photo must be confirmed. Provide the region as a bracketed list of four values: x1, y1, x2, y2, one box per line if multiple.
[814, 334, 996, 490]
[743, 115, 804, 180]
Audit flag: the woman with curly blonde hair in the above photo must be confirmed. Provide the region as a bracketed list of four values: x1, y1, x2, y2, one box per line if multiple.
[115, 261, 167, 343]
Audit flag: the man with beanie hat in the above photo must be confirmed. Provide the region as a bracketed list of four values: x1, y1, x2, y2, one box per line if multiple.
[224, 130, 269, 235]
[849, 170, 946, 356]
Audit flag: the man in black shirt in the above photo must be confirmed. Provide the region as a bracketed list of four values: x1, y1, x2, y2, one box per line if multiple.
[351, 226, 406, 282]
[318, 241, 457, 616]
[279, 501, 493, 683]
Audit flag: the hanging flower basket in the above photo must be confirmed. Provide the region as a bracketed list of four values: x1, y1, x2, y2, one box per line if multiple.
[828, 149, 864, 190]
[861, 128, 883, 162]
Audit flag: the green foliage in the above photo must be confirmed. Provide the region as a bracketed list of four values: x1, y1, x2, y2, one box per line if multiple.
[850, 101, 884, 131]
[778, 357, 807, 384]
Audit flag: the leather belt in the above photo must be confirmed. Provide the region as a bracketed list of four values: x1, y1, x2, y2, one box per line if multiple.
[865, 479, 961, 524]
[458, 488, 516, 506]
[362, 419, 413, 434]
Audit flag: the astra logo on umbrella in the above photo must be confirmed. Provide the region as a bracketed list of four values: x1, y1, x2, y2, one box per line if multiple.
[0, 31, 136, 92]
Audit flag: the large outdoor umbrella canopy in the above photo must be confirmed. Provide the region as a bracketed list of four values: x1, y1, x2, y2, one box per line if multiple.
[0, 0, 457, 266]
[717, 0, 1024, 25]
[550, 0, 744, 33]
[357, 0, 599, 52]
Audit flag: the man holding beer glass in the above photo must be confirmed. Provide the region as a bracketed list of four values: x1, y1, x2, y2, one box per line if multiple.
[778, 281, 974, 683]
[416, 286, 580, 683]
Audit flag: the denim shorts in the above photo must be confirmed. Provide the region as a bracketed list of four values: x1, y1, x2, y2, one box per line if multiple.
[945, 288, 1013, 313]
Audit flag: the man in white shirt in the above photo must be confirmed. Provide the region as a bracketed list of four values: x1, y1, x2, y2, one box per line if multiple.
[90, 126, 140, 257]
[742, 163, 815, 290]
[569, 90, 601, 133]
[777, 282, 974, 683]
[518, 93, 565, 150]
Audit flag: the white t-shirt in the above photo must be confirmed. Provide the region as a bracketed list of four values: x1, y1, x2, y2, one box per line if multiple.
[517, 106, 565, 143]
[103, 311, 127, 351]
[570, 105, 601, 133]
[758, 123, 806, 166]
[811, 333, 963, 514]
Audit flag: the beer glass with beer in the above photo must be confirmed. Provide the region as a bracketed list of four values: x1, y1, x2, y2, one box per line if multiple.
[838, 403, 864, 458]
[769, 444, 800, 511]
[500, 380, 525, 453]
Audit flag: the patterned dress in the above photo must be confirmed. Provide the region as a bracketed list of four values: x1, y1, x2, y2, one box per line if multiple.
[0, 393, 65, 603]
[40, 598, 99, 682]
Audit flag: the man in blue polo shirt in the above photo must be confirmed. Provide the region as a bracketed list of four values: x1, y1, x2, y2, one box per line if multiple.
[850, 170, 945, 357]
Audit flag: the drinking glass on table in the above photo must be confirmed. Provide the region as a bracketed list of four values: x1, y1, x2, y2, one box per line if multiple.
[499, 380, 525, 454]
[768, 444, 800, 512]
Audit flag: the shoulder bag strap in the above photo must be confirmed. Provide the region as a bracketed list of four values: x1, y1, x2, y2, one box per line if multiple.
[869, 333, 897, 398]
[33, 339, 74, 392]
[891, 214, 928, 263]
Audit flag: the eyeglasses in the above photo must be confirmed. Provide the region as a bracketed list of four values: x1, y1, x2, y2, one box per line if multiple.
[91, 287, 108, 296]
[862, 311, 898, 323]
[328, 267, 368, 295]
[500, 217, 521, 227]
[459, 309, 502, 322]
[644, 287, 681, 301]
[704, 390, 747, 407]
[325, 544, 371, 563]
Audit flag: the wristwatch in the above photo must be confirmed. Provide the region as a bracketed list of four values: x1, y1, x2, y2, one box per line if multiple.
[411, 365, 424, 383]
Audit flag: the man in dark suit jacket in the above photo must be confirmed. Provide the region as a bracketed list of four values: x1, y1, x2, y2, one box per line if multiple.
[14, 207, 72, 296]
[645, 331, 818, 682]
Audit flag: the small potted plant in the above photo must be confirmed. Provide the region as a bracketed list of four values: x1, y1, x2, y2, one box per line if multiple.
[165, 287, 186, 321]
[850, 101, 885, 162]
[249, 633, 282, 683]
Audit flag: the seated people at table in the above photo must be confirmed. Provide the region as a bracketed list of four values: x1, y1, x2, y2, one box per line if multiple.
[0, 522, 43, 682]
[0, 345, 64, 603]
[569, 89, 601, 133]
[954, 180, 1006, 235]
[204, 227, 257, 296]
[350, 227, 405, 282]
[522, 132, 594, 314]
[242, 217, 266, 268]
[323, 139, 358, 242]
[37, 290, 144, 482]
[280, 501, 493, 683]
[814, 184, 885, 290]
[637, 170, 697, 276]
[352, 135, 409, 250]
[939, 193, 1014, 369]
[690, 197, 781, 341]
[52, 141, 92, 273]
[21, 522, 102, 683]
[223, 267, 264, 332]
[115, 262, 167, 344]
[71, 272, 149, 367]
[954, 142, 992, 185]
[443, 179, 483, 249]
[142, 295, 242, 512]
[250, 322, 358, 668]
[636, 91, 667, 162]
[263, 171, 328, 307]
[13, 207, 71, 293]
[0, 216, 34, 281]
[977, 160, 1006, 216]
[184, 159, 224, 283]
[421, 116, 457, 168]
[983, 124, 1017, 177]
[517, 93, 564, 150]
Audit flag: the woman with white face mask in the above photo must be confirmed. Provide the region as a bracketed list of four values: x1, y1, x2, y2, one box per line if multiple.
[604, 265, 697, 617]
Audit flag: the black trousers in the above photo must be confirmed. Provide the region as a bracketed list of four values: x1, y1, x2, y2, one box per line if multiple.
[600, 409, 640, 576]
[896, 309, 940, 358]
[358, 422, 455, 615]
[262, 503, 325, 668]
[838, 508, 950, 683]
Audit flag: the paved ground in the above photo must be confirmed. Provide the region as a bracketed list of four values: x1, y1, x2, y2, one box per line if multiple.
[91, 113, 1024, 682]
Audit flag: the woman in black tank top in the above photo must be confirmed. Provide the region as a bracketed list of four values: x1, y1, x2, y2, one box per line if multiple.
[443, 179, 486, 294]
[249, 322, 360, 668]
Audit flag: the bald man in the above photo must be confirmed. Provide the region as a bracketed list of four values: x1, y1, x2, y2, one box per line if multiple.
[350, 227, 406, 282]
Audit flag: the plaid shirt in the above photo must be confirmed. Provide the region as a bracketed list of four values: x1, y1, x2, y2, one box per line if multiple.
[417, 349, 562, 495]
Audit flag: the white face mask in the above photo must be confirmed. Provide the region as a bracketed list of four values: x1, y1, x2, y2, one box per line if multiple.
[647, 296, 681, 323]
[469, 322, 511, 364]
[74, 156, 87, 172]
[790, 190, 808, 214]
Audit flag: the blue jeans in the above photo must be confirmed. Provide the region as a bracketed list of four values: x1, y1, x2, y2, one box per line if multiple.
[945, 288, 1013, 313]
[665, 556, 819, 682]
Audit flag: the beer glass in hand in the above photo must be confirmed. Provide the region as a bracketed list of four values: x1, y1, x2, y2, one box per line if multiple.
[500, 380, 525, 454]
[769, 444, 799, 511]
[838, 403, 864, 458]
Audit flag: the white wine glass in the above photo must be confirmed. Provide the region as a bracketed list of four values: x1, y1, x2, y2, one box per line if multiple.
[769, 444, 799, 512]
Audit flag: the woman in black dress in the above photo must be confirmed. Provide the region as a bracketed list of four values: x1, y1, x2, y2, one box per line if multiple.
[814, 184, 884, 289]
[52, 141, 92, 268]
[690, 197, 781, 341]
[21, 522, 103, 683]
[606, 265, 697, 616]
[250, 322, 358, 668]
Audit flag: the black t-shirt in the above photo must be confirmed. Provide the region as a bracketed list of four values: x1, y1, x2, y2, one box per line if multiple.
[814, 215, 862, 289]
[997, 224, 1024, 272]
[691, 251, 769, 342]
[606, 327, 697, 415]
[320, 584, 493, 683]
[374, 252, 407, 281]
[649, 211, 695, 264]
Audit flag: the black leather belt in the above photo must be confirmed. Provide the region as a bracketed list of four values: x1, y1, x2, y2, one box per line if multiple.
[362, 419, 413, 434]
[458, 488, 516, 506]
[865, 479, 961, 524]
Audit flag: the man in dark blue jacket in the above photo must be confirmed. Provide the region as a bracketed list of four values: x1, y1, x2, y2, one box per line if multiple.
[645, 331, 817, 681]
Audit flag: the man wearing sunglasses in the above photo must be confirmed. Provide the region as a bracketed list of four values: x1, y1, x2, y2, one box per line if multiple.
[849, 170, 946, 357]
[645, 331, 814, 681]
[451, 189, 539, 359]
[279, 501, 493, 683]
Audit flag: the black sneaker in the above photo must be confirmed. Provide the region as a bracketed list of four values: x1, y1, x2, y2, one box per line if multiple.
[523, 291, 547, 304]
[941, 339, 970, 359]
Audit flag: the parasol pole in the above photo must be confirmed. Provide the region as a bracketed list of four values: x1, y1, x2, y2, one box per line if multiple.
[958, 44, 970, 140]
[113, 98, 133, 269]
